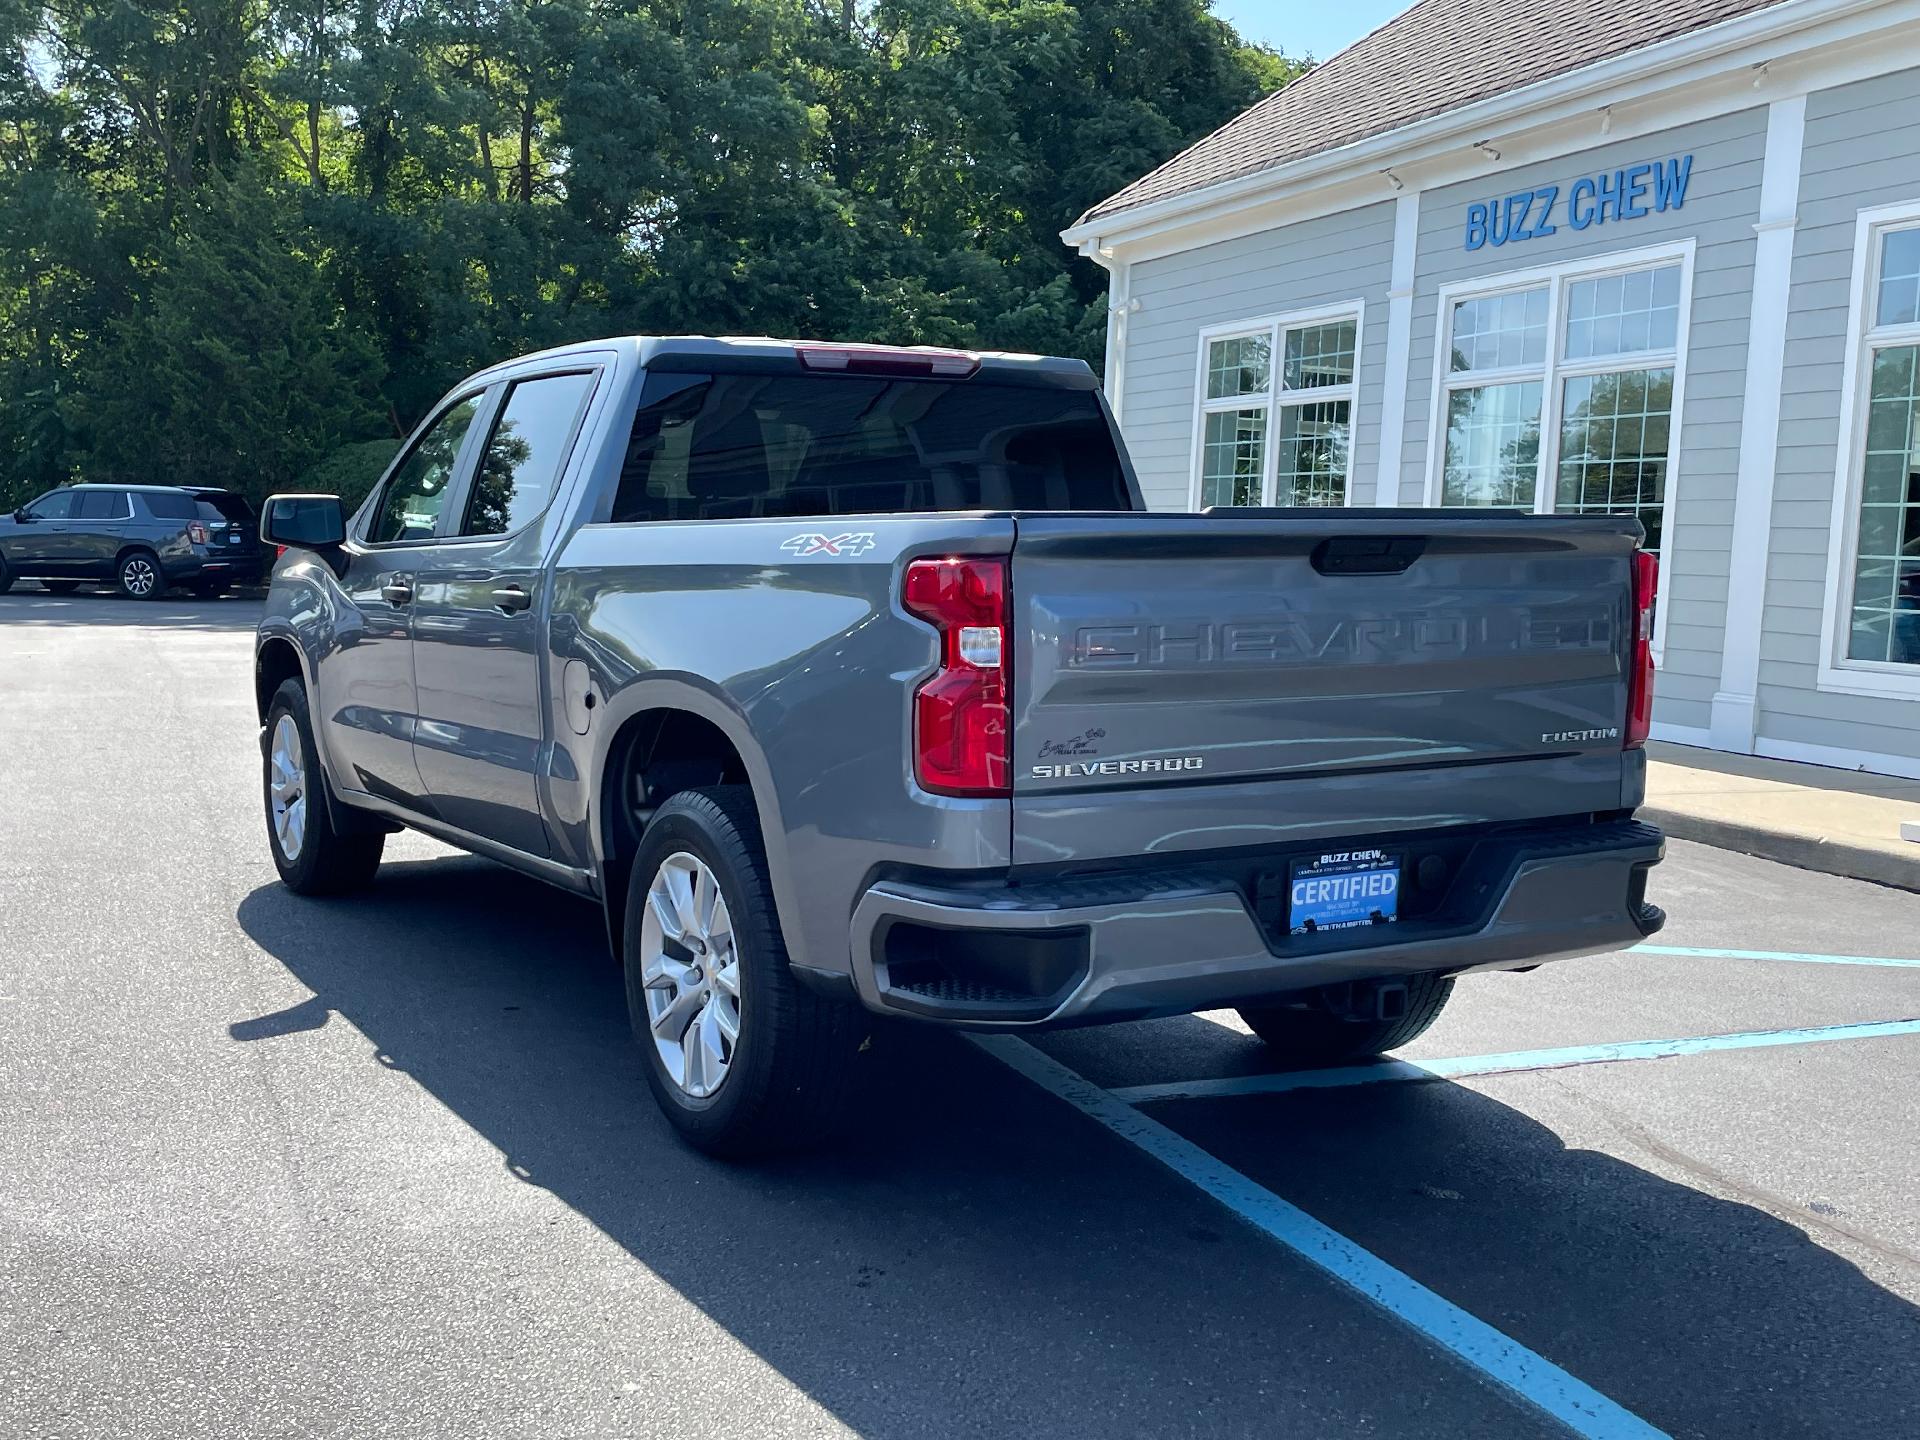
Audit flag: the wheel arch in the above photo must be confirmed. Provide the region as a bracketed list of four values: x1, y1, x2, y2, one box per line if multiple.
[591, 683, 796, 967]
[255, 634, 307, 724]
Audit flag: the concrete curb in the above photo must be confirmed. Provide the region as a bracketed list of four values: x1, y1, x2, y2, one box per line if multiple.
[1643, 806, 1920, 893]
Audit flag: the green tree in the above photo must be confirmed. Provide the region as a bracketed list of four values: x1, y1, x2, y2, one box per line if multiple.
[70, 178, 387, 500]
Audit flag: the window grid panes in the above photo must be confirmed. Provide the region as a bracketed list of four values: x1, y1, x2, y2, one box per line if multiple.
[1438, 259, 1683, 559]
[1283, 320, 1357, 390]
[1275, 400, 1351, 506]
[1557, 368, 1674, 558]
[1846, 342, 1920, 665]
[1449, 286, 1548, 372]
[1442, 382, 1542, 507]
[1198, 313, 1357, 508]
[1564, 264, 1682, 361]
[1205, 334, 1271, 400]
[1876, 227, 1920, 330]
[1200, 408, 1267, 508]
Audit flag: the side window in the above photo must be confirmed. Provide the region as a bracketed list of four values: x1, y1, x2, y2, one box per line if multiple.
[461, 372, 596, 537]
[76, 490, 130, 521]
[25, 491, 75, 520]
[140, 491, 196, 520]
[370, 394, 485, 543]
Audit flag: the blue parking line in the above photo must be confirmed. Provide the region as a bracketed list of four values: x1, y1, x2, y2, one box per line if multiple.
[1632, 944, 1920, 968]
[1107, 1017, 1920, 1105]
[972, 1034, 1669, 1439]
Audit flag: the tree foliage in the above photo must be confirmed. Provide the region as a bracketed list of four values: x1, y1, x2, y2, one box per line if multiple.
[0, 0, 1295, 507]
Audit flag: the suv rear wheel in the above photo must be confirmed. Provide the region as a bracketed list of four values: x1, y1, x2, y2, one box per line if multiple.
[624, 787, 867, 1156]
[1237, 972, 1454, 1066]
[263, 678, 384, 894]
[117, 550, 163, 600]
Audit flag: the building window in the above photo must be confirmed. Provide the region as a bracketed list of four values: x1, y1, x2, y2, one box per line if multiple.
[1193, 304, 1362, 508]
[1430, 250, 1688, 580]
[1825, 211, 1920, 690]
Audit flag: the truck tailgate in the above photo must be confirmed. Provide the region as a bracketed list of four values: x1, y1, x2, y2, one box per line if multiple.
[1009, 510, 1643, 867]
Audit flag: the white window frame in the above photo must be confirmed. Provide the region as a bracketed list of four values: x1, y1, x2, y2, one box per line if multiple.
[1817, 198, 1920, 700]
[1422, 239, 1695, 664]
[1187, 299, 1366, 510]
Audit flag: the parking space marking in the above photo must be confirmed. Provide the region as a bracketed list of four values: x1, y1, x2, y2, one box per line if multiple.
[1633, 944, 1920, 968]
[972, 1033, 1669, 1440]
[1105, 1017, 1920, 1105]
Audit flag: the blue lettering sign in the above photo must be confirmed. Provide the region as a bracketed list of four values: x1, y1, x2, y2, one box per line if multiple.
[1651, 154, 1692, 212]
[1568, 177, 1596, 230]
[1463, 154, 1692, 249]
[1465, 201, 1488, 250]
[1593, 170, 1623, 223]
[1532, 185, 1559, 238]
[1620, 162, 1652, 219]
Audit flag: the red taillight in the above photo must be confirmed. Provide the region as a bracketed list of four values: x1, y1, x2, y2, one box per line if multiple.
[1625, 549, 1658, 749]
[902, 556, 1009, 796]
[187, 521, 209, 545]
[274, 544, 288, 561]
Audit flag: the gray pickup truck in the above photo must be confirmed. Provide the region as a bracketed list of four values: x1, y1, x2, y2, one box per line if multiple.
[254, 335, 1665, 1154]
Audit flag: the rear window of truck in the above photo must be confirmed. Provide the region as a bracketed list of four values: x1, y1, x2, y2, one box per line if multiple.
[610, 371, 1129, 521]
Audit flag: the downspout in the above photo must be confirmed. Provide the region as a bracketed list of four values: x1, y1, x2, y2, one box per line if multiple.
[1102, 253, 1134, 425]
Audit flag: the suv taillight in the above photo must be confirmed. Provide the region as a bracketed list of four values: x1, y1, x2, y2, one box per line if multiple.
[902, 556, 1010, 796]
[1625, 549, 1658, 749]
[187, 521, 209, 545]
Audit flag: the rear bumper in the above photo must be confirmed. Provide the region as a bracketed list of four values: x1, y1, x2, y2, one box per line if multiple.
[847, 819, 1665, 1027]
[172, 551, 267, 584]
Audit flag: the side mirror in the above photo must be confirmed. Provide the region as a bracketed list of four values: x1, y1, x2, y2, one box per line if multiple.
[13, 508, 33, 523]
[261, 493, 346, 550]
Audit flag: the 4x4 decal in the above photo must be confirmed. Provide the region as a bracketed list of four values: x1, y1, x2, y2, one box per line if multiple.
[779, 532, 876, 558]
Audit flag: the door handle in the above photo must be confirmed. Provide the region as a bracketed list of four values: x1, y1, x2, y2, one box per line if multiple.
[492, 584, 532, 614]
[381, 578, 414, 606]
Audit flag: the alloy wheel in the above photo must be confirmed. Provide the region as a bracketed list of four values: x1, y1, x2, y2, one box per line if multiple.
[268, 714, 308, 862]
[639, 851, 742, 1099]
[121, 557, 158, 597]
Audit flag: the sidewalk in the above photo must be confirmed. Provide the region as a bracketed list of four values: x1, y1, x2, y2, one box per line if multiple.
[1643, 740, 1920, 891]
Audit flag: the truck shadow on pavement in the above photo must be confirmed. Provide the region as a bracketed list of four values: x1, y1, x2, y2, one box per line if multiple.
[232, 857, 1920, 1439]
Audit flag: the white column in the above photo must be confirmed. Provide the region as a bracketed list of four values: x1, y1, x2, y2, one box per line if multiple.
[1371, 191, 1421, 506]
[1710, 94, 1806, 754]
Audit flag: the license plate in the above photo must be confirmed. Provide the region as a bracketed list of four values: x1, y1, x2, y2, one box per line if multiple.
[1288, 849, 1399, 934]
[228, 532, 243, 544]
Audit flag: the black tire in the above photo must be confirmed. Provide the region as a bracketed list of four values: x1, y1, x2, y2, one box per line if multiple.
[0, 555, 13, 594]
[39, 580, 82, 595]
[623, 786, 867, 1157]
[263, 677, 385, 895]
[116, 549, 165, 600]
[1237, 972, 1455, 1066]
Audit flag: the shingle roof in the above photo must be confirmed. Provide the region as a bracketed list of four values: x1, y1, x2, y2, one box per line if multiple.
[1080, 0, 1790, 225]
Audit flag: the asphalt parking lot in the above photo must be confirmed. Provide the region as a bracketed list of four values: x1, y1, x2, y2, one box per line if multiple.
[3, 588, 1917, 1440]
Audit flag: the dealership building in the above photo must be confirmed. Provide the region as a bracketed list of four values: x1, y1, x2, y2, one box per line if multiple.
[1067, 0, 1920, 777]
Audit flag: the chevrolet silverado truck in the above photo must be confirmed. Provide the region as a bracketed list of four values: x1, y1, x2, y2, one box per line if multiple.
[254, 336, 1666, 1155]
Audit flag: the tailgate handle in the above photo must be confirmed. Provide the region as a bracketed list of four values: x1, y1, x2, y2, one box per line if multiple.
[1310, 535, 1427, 576]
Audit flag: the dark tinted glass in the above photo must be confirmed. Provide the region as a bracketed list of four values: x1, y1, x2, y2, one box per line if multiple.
[25, 490, 74, 520]
[463, 372, 596, 536]
[75, 489, 129, 520]
[140, 491, 196, 520]
[193, 492, 255, 524]
[611, 371, 1128, 523]
[372, 395, 484, 542]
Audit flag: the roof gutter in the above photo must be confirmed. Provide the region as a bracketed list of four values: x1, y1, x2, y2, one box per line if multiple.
[1062, 0, 1902, 261]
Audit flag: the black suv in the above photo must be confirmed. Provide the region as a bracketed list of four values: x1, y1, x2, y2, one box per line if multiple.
[0, 485, 265, 599]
